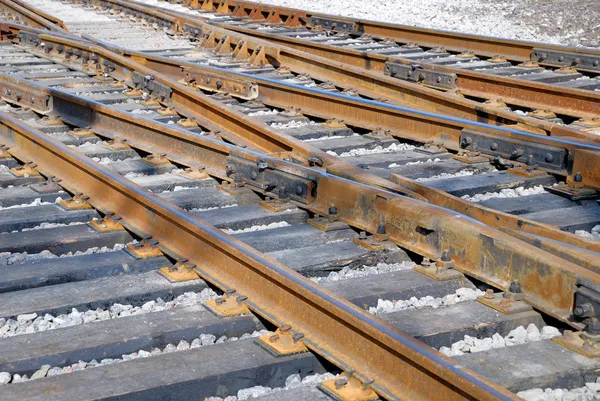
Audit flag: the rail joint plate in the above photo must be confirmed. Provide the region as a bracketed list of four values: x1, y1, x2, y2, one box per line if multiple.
[532, 48, 600, 72]
[308, 16, 359, 34]
[385, 61, 457, 89]
[460, 129, 569, 173]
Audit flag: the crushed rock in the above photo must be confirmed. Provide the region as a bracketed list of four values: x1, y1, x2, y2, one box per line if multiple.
[518, 377, 600, 401]
[311, 261, 415, 283]
[461, 185, 547, 203]
[222, 221, 291, 234]
[439, 324, 561, 357]
[369, 287, 484, 315]
[329, 143, 416, 157]
[575, 225, 600, 241]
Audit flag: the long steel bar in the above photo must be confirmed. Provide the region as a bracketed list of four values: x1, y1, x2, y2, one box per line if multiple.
[185, 0, 600, 69]
[0, 110, 524, 401]
[4, 24, 600, 259]
[0, 69, 598, 330]
[7, 23, 600, 189]
[0, 0, 66, 30]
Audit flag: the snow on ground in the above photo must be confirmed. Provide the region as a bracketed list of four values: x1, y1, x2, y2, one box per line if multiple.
[248, 0, 599, 47]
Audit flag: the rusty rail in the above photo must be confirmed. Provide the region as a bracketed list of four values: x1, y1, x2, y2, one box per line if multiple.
[125, 0, 600, 121]
[1, 69, 598, 331]
[0, 108, 524, 401]
[5, 24, 600, 259]
[0, 0, 66, 30]
[185, 0, 600, 70]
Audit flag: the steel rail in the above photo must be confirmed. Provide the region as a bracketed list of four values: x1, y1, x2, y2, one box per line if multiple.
[121, 0, 600, 119]
[0, 0, 66, 31]
[115, 0, 600, 128]
[0, 70, 598, 331]
[7, 0, 598, 142]
[204, 19, 600, 117]
[185, 0, 600, 71]
[4, 24, 600, 259]
[0, 108, 524, 401]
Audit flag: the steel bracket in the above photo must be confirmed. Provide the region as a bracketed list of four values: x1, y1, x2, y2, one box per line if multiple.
[414, 258, 464, 281]
[226, 155, 316, 204]
[0, 76, 52, 113]
[204, 289, 251, 316]
[460, 129, 568, 173]
[178, 167, 210, 180]
[545, 183, 599, 201]
[308, 16, 359, 34]
[159, 258, 199, 282]
[257, 325, 308, 356]
[532, 48, 600, 72]
[553, 331, 600, 358]
[59, 193, 91, 210]
[181, 68, 259, 100]
[90, 212, 124, 232]
[10, 161, 39, 177]
[132, 72, 172, 102]
[477, 291, 532, 314]
[385, 61, 457, 89]
[307, 215, 349, 232]
[353, 235, 394, 251]
[126, 237, 162, 258]
[17, 31, 41, 47]
[320, 373, 378, 401]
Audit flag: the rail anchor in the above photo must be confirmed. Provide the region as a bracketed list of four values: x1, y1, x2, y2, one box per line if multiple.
[257, 324, 308, 356]
[205, 289, 250, 316]
[320, 372, 378, 401]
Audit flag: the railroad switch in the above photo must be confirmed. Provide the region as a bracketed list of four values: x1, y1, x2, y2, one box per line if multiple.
[10, 161, 39, 177]
[90, 212, 124, 232]
[320, 372, 378, 401]
[159, 258, 199, 282]
[477, 282, 532, 315]
[126, 236, 162, 259]
[59, 193, 91, 210]
[257, 325, 308, 356]
[205, 289, 251, 316]
[554, 287, 600, 357]
[414, 253, 464, 281]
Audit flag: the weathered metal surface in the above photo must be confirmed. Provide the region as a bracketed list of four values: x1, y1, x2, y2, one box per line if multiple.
[185, 0, 600, 73]
[0, 111, 520, 401]
[0, 0, 66, 31]
[1, 41, 599, 264]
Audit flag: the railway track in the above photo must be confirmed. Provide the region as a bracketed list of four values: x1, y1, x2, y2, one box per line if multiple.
[8, 0, 600, 142]
[127, 0, 600, 120]
[2, 45, 600, 400]
[0, 1, 600, 400]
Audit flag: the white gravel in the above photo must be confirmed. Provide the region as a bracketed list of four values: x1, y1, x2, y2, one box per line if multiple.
[0, 197, 63, 211]
[0, 290, 218, 339]
[19, 221, 86, 233]
[461, 185, 547, 203]
[270, 120, 317, 129]
[575, 225, 600, 241]
[518, 378, 600, 401]
[328, 143, 416, 157]
[0, 243, 128, 266]
[246, 0, 599, 47]
[439, 324, 561, 357]
[389, 158, 441, 168]
[369, 287, 484, 315]
[24, 0, 113, 22]
[416, 170, 475, 182]
[248, 110, 279, 117]
[222, 221, 291, 234]
[204, 372, 337, 401]
[0, 329, 271, 385]
[311, 261, 415, 283]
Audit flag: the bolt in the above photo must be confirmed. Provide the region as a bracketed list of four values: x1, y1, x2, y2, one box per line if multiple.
[280, 324, 291, 332]
[574, 172, 583, 182]
[441, 250, 451, 262]
[421, 258, 431, 267]
[278, 187, 288, 200]
[225, 288, 236, 297]
[544, 153, 554, 163]
[485, 289, 495, 299]
[328, 204, 337, 215]
[292, 332, 304, 342]
[334, 377, 349, 390]
[250, 170, 258, 180]
[490, 142, 498, 151]
[295, 184, 304, 196]
[574, 303, 594, 318]
[509, 280, 522, 294]
[376, 223, 386, 235]
[460, 137, 472, 148]
[215, 297, 226, 305]
[359, 231, 367, 240]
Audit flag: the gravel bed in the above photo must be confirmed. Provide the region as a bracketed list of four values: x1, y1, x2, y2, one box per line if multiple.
[575, 225, 600, 241]
[311, 261, 415, 283]
[204, 372, 337, 401]
[0, 290, 218, 339]
[461, 185, 547, 203]
[439, 323, 561, 357]
[518, 379, 600, 401]
[222, 221, 291, 234]
[327, 143, 416, 157]
[0, 329, 271, 385]
[0, 243, 129, 266]
[368, 287, 484, 315]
